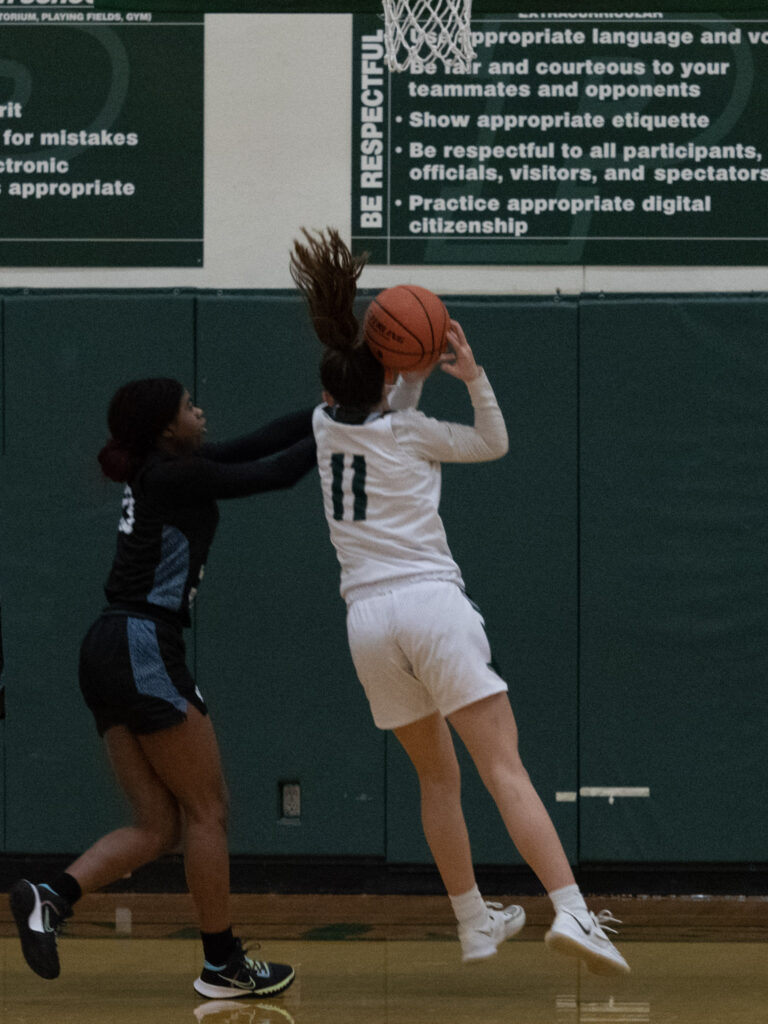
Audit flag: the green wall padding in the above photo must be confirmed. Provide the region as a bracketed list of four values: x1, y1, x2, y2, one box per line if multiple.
[2, 294, 195, 852]
[0, 305, 4, 848]
[0, 289, 765, 867]
[579, 295, 768, 862]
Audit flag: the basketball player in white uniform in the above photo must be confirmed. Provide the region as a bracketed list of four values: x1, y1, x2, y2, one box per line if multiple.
[294, 227, 629, 975]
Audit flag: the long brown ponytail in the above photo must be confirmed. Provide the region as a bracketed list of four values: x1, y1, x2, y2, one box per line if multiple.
[291, 228, 384, 409]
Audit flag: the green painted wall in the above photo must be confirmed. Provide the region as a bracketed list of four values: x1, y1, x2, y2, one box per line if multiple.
[0, 290, 765, 865]
[579, 295, 768, 862]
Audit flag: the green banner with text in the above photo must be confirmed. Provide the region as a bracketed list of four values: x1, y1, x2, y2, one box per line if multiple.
[352, 11, 768, 264]
[0, 3, 203, 266]
[93, 3, 768, 12]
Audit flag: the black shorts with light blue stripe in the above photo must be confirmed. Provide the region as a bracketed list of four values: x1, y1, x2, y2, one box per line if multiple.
[79, 610, 207, 736]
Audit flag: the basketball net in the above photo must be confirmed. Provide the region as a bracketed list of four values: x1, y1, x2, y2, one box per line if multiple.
[381, 0, 476, 74]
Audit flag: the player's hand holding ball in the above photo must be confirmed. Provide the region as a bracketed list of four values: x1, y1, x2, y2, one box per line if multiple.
[440, 320, 481, 383]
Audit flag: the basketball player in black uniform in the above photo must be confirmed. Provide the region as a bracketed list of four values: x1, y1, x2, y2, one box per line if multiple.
[9, 378, 315, 999]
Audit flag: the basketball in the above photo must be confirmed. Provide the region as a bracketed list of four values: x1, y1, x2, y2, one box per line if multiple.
[363, 284, 449, 372]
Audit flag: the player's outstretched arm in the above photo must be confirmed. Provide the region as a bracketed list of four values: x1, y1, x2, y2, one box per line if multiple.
[391, 318, 507, 463]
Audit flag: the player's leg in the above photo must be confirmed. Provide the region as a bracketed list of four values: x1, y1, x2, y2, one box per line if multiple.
[393, 711, 473, 895]
[67, 723, 182, 889]
[393, 711, 525, 962]
[9, 723, 181, 980]
[136, 706, 294, 999]
[449, 693, 574, 888]
[135, 706, 229, 932]
[449, 692, 629, 974]
[349, 587, 524, 962]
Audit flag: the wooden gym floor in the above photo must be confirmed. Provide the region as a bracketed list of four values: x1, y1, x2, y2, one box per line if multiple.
[1, 893, 766, 1023]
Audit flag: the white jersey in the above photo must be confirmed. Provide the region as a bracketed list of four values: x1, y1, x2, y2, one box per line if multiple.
[313, 370, 508, 603]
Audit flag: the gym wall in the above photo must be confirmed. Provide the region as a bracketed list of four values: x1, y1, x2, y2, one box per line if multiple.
[0, 10, 765, 872]
[1, 290, 766, 869]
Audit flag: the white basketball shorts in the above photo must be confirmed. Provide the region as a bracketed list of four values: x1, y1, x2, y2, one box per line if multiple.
[346, 579, 508, 730]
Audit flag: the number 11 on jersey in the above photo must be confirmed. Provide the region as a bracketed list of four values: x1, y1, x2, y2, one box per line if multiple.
[330, 453, 367, 521]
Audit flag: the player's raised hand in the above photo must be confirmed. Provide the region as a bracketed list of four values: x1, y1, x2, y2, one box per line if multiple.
[439, 320, 481, 382]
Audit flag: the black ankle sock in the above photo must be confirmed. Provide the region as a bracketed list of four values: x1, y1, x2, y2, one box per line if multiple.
[201, 927, 236, 967]
[46, 872, 82, 908]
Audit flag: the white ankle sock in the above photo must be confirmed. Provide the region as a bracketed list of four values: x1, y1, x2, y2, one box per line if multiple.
[449, 885, 488, 929]
[549, 883, 589, 917]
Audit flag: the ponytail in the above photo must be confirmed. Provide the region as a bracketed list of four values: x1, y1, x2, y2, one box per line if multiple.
[291, 228, 385, 409]
[98, 377, 184, 482]
[97, 438, 136, 483]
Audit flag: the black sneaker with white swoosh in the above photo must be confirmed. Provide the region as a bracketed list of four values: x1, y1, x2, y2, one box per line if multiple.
[8, 878, 72, 979]
[194, 938, 295, 999]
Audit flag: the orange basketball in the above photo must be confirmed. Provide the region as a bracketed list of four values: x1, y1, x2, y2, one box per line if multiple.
[363, 285, 449, 372]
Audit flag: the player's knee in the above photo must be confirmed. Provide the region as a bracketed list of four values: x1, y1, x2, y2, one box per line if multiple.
[183, 790, 230, 831]
[415, 756, 462, 795]
[137, 815, 182, 858]
[481, 757, 530, 802]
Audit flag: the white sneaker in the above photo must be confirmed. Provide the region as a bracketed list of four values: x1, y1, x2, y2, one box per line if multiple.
[458, 901, 526, 962]
[545, 909, 630, 975]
